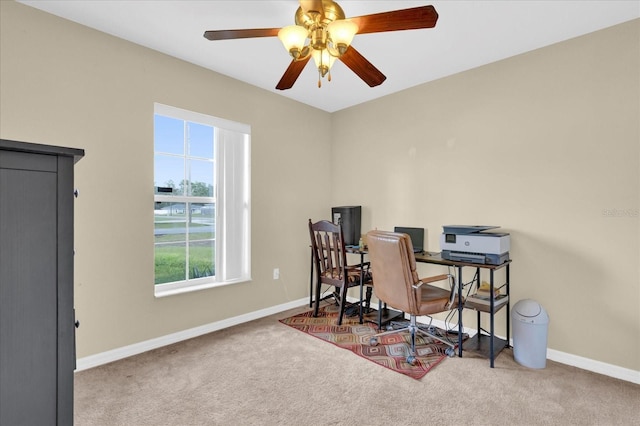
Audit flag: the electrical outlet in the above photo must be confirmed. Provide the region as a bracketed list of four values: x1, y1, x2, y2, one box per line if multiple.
[273, 268, 280, 280]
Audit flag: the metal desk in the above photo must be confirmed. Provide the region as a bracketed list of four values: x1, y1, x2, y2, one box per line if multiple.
[308, 247, 511, 366]
[414, 252, 511, 368]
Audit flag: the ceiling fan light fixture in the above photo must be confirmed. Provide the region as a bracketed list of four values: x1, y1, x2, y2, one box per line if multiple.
[311, 47, 336, 74]
[278, 25, 308, 58]
[327, 19, 358, 54]
[206, 1, 438, 90]
[311, 47, 336, 88]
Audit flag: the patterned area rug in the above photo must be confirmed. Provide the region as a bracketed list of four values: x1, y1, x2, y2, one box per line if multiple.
[279, 304, 462, 380]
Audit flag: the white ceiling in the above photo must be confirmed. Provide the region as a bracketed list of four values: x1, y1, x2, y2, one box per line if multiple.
[18, 0, 640, 112]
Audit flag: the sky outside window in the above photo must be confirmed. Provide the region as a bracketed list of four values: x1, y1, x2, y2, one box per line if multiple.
[154, 115, 214, 192]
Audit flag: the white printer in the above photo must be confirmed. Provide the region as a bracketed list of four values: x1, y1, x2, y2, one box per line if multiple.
[440, 225, 510, 265]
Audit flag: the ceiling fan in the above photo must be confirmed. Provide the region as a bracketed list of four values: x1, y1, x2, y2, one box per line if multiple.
[203, 1, 438, 90]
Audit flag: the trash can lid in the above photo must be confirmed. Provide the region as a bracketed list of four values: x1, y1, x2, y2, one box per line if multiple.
[513, 299, 549, 322]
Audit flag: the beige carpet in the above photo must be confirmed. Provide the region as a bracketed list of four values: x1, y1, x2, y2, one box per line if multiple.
[75, 303, 640, 425]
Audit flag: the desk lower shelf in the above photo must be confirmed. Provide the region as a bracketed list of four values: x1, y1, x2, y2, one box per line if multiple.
[362, 308, 404, 328]
[463, 333, 509, 360]
[464, 300, 509, 314]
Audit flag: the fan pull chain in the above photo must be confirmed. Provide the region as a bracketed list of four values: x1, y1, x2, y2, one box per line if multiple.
[328, 69, 331, 82]
[318, 69, 321, 88]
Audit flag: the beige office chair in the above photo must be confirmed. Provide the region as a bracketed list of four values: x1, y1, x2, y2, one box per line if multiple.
[366, 230, 461, 365]
[308, 219, 372, 325]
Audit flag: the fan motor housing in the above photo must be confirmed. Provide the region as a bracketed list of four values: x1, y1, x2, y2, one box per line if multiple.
[295, 0, 346, 29]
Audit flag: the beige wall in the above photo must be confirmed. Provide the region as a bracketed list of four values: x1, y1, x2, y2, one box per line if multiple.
[1, 1, 638, 372]
[0, 1, 330, 357]
[331, 19, 639, 371]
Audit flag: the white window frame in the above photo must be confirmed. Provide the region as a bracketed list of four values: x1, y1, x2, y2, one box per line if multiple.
[154, 103, 251, 297]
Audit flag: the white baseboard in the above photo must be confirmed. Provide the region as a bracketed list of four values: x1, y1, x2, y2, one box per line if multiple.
[76, 297, 640, 385]
[418, 311, 640, 385]
[75, 298, 308, 372]
[546, 348, 640, 384]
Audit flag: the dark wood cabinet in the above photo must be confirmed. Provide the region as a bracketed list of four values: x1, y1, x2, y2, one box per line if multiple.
[0, 139, 84, 425]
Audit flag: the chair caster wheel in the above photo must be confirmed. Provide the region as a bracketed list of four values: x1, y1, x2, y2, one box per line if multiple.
[445, 347, 456, 357]
[406, 355, 417, 366]
[369, 337, 379, 346]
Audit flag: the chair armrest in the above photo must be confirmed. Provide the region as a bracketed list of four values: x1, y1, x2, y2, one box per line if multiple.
[421, 274, 451, 284]
[412, 274, 451, 289]
[413, 274, 460, 309]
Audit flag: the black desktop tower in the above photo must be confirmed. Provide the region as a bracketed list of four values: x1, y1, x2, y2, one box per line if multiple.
[331, 206, 361, 246]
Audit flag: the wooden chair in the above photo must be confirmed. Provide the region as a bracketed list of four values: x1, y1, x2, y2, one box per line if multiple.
[365, 230, 461, 365]
[308, 219, 372, 325]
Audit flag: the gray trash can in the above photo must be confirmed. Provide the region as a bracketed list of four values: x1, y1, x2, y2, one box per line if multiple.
[511, 299, 549, 369]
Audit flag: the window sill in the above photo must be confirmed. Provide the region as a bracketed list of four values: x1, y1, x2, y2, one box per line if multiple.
[154, 277, 251, 298]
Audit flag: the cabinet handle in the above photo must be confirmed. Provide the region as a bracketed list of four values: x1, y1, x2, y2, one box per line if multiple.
[74, 189, 79, 198]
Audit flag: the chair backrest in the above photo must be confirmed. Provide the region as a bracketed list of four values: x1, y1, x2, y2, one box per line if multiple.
[365, 230, 421, 314]
[308, 219, 348, 286]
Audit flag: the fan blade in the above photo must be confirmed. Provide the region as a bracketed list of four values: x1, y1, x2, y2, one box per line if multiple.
[351, 5, 438, 35]
[276, 56, 311, 90]
[339, 46, 386, 88]
[203, 28, 280, 41]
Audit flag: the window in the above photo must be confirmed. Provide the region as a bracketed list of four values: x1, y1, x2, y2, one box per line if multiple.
[154, 103, 250, 297]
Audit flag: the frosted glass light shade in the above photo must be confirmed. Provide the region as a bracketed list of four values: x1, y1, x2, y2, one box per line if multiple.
[327, 19, 358, 47]
[278, 25, 308, 52]
[312, 48, 336, 70]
